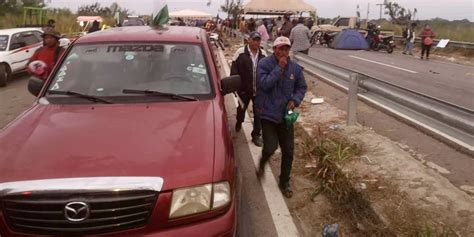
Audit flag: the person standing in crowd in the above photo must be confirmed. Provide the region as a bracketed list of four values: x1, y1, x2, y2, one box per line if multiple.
[306, 17, 314, 30]
[88, 20, 101, 33]
[247, 18, 256, 32]
[402, 23, 417, 56]
[278, 15, 293, 37]
[419, 24, 436, 60]
[231, 32, 267, 147]
[255, 36, 307, 198]
[256, 20, 270, 50]
[42, 19, 56, 32]
[289, 17, 312, 54]
[28, 29, 65, 81]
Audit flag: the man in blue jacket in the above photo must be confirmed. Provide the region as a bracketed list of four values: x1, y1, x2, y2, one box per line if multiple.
[255, 36, 307, 198]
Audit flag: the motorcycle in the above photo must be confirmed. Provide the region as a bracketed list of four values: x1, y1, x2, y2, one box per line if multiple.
[367, 27, 395, 53]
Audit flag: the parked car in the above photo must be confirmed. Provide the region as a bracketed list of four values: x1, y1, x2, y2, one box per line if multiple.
[0, 28, 71, 87]
[0, 28, 43, 87]
[0, 26, 240, 236]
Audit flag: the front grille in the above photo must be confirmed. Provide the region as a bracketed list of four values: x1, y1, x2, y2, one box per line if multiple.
[1, 190, 157, 235]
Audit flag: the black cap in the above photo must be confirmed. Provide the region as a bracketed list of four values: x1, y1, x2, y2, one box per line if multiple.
[249, 31, 261, 40]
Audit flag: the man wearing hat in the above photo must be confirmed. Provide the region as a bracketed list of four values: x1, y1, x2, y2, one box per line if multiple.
[28, 29, 64, 80]
[255, 36, 307, 198]
[231, 31, 267, 147]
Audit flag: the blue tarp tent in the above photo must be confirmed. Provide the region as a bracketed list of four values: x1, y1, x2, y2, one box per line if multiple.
[330, 29, 369, 50]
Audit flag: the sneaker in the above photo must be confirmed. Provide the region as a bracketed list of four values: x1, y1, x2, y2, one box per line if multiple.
[252, 136, 263, 147]
[235, 122, 242, 132]
[420, 56, 424, 60]
[402, 52, 407, 55]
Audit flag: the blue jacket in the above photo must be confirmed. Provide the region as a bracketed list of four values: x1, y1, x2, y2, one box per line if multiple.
[255, 55, 307, 124]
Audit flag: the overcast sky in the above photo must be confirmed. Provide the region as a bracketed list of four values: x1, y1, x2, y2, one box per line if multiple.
[46, 0, 473, 21]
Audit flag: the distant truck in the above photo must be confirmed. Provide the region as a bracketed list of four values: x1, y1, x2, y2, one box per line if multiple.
[310, 17, 361, 45]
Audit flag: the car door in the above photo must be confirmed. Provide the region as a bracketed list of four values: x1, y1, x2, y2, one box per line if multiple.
[8, 31, 42, 72]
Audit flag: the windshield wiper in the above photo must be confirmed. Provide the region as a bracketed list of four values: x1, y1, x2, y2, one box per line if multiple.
[48, 90, 114, 104]
[122, 89, 198, 101]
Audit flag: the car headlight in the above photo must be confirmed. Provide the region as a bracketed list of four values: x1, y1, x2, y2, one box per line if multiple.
[169, 181, 231, 219]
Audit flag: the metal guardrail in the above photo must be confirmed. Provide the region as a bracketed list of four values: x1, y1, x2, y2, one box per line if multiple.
[392, 36, 474, 49]
[223, 29, 474, 153]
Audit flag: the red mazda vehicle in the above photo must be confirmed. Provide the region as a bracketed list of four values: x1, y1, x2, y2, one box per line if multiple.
[0, 26, 241, 236]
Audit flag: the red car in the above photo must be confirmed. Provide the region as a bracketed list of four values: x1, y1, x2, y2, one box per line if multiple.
[0, 26, 241, 236]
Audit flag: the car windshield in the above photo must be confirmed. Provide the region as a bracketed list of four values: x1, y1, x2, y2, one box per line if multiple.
[47, 43, 212, 101]
[0, 35, 8, 51]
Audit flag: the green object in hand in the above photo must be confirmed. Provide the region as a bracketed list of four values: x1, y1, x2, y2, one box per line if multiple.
[284, 110, 300, 126]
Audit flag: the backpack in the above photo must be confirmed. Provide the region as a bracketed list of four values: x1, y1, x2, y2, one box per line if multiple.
[402, 28, 408, 38]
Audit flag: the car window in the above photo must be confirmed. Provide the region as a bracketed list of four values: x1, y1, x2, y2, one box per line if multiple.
[22, 31, 41, 46]
[0, 35, 8, 51]
[47, 43, 212, 100]
[9, 33, 26, 50]
[32, 31, 43, 41]
[335, 18, 350, 27]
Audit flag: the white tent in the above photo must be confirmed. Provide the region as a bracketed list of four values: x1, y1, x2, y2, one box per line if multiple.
[169, 9, 213, 20]
[243, 0, 316, 15]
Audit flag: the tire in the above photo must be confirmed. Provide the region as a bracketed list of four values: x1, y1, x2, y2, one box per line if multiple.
[387, 45, 394, 54]
[0, 64, 10, 87]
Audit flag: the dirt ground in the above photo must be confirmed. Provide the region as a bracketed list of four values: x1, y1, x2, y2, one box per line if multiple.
[222, 37, 474, 236]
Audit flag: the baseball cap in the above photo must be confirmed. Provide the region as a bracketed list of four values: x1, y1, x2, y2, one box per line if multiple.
[249, 31, 261, 40]
[273, 36, 291, 48]
[42, 29, 61, 39]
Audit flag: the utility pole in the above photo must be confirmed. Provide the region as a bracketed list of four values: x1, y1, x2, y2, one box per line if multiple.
[366, 3, 370, 25]
[376, 3, 384, 20]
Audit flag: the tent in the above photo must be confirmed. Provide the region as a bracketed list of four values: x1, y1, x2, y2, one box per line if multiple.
[169, 9, 213, 20]
[330, 29, 369, 50]
[243, 0, 316, 15]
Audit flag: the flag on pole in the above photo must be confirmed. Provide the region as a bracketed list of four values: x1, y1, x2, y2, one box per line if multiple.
[152, 0, 169, 27]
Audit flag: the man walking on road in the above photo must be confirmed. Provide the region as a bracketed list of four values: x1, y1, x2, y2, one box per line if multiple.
[231, 32, 267, 147]
[289, 17, 312, 54]
[255, 36, 307, 198]
[403, 23, 416, 56]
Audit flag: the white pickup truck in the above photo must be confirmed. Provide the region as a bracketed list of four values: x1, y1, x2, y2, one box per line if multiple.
[0, 28, 70, 87]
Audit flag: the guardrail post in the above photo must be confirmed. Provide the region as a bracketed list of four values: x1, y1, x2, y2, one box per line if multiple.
[347, 73, 359, 126]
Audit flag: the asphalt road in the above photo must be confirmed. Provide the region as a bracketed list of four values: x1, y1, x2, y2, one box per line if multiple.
[308, 46, 474, 110]
[0, 74, 279, 237]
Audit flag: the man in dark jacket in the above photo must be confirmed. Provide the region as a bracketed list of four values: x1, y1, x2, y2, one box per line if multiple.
[231, 32, 267, 146]
[255, 36, 307, 198]
[278, 15, 293, 37]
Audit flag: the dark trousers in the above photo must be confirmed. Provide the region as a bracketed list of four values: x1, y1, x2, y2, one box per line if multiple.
[299, 49, 309, 55]
[260, 119, 294, 185]
[421, 44, 432, 58]
[236, 92, 261, 138]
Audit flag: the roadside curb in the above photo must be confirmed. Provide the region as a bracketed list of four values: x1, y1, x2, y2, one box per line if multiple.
[217, 49, 300, 237]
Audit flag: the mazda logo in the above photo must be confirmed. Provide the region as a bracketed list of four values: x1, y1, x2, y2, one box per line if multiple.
[64, 202, 90, 222]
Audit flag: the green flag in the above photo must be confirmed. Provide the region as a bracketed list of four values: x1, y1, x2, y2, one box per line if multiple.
[152, 4, 169, 27]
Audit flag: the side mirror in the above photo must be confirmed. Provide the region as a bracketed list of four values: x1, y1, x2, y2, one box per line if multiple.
[221, 75, 241, 95]
[28, 77, 45, 97]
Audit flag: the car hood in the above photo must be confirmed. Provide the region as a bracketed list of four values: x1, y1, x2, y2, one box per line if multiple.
[0, 101, 215, 191]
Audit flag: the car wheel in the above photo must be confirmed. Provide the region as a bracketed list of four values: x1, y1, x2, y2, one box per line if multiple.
[0, 64, 10, 87]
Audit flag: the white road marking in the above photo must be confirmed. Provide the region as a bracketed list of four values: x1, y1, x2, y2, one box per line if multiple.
[348, 55, 418, 74]
[218, 49, 300, 237]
